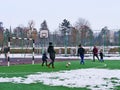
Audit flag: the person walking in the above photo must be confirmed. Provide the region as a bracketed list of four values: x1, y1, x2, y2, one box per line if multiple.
[77, 44, 85, 64]
[4, 45, 8, 61]
[93, 45, 99, 62]
[99, 49, 104, 62]
[47, 42, 56, 68]
[41, 51, 48, 66]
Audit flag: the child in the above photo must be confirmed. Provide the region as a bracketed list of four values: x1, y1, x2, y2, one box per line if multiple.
[99, 49, 104, 62]
[42, 52, 48, 66]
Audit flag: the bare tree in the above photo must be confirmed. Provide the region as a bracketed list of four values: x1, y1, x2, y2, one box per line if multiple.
[75, 18, 90, 30]
[98, 26, 114, 45]
[74, 18, 93, 45]
[70, 27, 79, 46]
[31, 28, 37, 40]
[27, 20, 38, 42]
[28, 20, 35, 30]
[27, 20, 35, 38]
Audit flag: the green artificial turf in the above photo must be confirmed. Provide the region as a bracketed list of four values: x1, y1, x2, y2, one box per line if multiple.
[0, 60, 120, 90]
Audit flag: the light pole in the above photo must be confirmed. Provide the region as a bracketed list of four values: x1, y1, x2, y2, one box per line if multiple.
[103, 34, 105, 54]
[64, 27, 70, 56]
[60, 22, 71, 56]
[65, 31, 68, 56]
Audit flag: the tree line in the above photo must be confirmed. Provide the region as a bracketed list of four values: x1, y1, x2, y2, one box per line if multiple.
[0, 18, 120, 47]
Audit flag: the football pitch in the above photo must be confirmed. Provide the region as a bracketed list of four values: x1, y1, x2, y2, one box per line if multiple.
[0, 60, 120, 90]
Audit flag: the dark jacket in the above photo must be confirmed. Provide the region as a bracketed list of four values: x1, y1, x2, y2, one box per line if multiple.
[4, 47, 8, 53]
[100, 52, 103, 59]
[47, 46, 56, 60]
[42, 53, 48, 61]
[77, 47, 85, 55]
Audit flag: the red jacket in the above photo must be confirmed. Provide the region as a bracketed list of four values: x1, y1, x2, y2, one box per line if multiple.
[93, 47, 98, 54]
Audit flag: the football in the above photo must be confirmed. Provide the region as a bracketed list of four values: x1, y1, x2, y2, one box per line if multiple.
[66, 62, 71, 68]
[68, 62, 71, 65]
[66, 64, 69, 68]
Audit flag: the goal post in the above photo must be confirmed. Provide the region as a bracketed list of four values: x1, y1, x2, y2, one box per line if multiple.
[7, 37, 35, 66]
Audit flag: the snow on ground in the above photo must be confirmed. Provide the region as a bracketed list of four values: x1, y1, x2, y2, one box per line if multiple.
[0, 68, 120, 90]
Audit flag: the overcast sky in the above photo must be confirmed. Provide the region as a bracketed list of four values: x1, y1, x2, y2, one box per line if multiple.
[0, 0, 120, 31]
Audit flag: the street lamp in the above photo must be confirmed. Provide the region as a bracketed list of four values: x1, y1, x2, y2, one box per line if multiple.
[61, 26, 70, 56]
[65, 29, 69, 56]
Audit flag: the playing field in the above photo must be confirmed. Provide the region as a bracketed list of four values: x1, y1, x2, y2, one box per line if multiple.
[0, 60, 120, 90]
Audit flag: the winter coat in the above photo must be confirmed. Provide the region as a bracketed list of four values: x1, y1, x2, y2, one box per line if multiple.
[93, 47, 98, 54]
[4, 47, 8, 53]
[42, 53, 48, 61]
[47, 46, 56, 60]
[77, 47, 85, 55]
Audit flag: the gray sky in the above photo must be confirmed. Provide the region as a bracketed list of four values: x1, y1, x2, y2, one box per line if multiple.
[0, 0, 120, 31]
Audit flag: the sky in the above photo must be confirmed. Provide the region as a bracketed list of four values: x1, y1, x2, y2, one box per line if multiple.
[0, 0, 120, 32]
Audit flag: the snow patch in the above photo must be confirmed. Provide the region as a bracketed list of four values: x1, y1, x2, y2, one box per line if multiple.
[0, 69, 120, 90]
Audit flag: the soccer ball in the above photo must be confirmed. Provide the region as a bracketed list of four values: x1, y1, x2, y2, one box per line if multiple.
[68, 62, 71, 65]
[66, 64, 69, 68]
[66, 62, 71, 68]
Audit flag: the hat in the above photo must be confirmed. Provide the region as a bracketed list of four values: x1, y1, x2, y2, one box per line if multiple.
[49, 42, 52, 45]
[79, 44, 81, 47]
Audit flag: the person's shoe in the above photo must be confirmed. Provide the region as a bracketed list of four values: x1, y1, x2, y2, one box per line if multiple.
[47, 64, 50, 68]
[52, 66, 55, 69]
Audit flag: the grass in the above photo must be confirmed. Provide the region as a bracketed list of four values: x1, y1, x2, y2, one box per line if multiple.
[0, 83, 89, 90]
[0, 60, 120, 90]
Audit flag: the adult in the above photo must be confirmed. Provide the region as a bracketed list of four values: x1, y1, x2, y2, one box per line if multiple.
[47, 42, 56, 68]
[93, 45, 99, 62]
[4, 45, 8, 61]
[77, 44, 85, 64]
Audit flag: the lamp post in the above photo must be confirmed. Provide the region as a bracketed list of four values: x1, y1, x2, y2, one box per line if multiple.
[103, 33, 106, 55]
[60, 22, 71, 56]
[64, 27, 70, 56]
[103, 34, 105, 54]
[65, 31, 68, 56]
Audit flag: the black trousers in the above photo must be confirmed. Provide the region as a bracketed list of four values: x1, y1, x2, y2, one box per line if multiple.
[42, 60, 47, 66]
[93, 54, 99, 61]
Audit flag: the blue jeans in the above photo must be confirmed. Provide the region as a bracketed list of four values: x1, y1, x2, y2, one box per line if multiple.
[80, 54, 84, 64]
